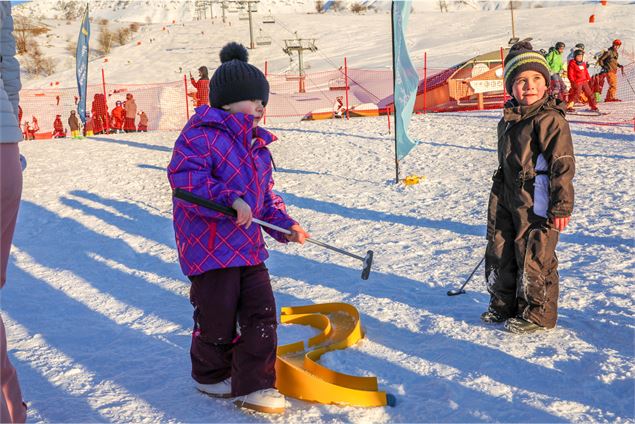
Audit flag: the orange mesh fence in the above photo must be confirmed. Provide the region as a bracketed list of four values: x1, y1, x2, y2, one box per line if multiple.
[20, 79, 189, 138]
[18, 61, 634, 139]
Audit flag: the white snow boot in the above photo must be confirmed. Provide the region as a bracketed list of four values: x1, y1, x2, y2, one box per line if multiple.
[195, 377, 232, 398]
[234, 388, 286, 414]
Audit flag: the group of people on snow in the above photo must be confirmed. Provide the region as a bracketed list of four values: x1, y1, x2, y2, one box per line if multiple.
[543, 38, 625, 112]
[21, 92, 150, 140]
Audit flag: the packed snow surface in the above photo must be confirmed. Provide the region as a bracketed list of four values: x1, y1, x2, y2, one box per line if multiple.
[5, 111, 634, 422]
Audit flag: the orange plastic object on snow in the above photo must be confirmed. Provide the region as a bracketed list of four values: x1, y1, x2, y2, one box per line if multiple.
[275, 303, 393, 407]
[589, 14, 595, 23]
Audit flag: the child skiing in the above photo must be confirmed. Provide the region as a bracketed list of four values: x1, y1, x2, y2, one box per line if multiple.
[137, 111, 148, 132]
[167, 42, 308, 413]
[544, 42, 567, 101]
[68, 110, 81, 139]
[483, 41, 575, 334]
[567, 49, 598, 112]
[597, 39, 624, 102]
[110, 101, 125, 133]
[52, 114, 65, 138]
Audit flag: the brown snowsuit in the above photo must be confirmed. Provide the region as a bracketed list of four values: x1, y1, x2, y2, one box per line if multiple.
[485, 95, 574, 329]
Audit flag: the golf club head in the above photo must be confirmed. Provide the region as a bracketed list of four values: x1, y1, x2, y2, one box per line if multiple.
[361, 250, 373, 280]
[447, 288, 466, 296]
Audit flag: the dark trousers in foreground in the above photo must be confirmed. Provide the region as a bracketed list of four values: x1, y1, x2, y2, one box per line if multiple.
[485, 201, 560, 328]
[188, 263, 277, 396]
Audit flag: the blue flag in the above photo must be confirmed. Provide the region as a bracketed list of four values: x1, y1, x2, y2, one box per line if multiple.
[76, 6, 90, 123]
[392, 0, 419, 161]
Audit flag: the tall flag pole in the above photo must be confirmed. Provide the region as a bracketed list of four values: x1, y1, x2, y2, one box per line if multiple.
[391, 0, 419, 183]
[76, 5, 90, 124]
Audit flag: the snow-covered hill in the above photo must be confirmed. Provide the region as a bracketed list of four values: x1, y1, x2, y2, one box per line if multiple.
[17, 1, 635, 88]
[17, 0, 619, 22]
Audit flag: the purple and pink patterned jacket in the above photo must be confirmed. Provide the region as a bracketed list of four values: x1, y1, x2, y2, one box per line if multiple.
[168, 106, 296, 276]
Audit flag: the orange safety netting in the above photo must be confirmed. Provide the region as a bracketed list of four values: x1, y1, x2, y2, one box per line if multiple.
[18, 63, 634, 139]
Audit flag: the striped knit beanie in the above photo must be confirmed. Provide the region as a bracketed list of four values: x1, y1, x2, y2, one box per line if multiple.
[210, 42, 269, 108]
[503, 41, 551, 95]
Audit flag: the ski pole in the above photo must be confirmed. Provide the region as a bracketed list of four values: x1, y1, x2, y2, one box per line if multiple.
[173, 188, 374, 280]
[447, 257, 484, 296]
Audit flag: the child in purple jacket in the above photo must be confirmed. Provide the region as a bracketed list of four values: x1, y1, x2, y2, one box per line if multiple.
[167, 42, 308, 414]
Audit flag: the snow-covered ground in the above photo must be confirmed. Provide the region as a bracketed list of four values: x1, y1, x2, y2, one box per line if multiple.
[3, 1, 635, 423]
[4, 111, 634, 422]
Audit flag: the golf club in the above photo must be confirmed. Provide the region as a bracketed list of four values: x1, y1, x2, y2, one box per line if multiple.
[447, 257, 485, 296]
[173, 188, 374, 280]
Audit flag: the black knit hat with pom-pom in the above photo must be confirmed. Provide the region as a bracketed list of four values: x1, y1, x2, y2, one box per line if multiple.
[209, 42, 269, 108]
[503, 40, 551, 95]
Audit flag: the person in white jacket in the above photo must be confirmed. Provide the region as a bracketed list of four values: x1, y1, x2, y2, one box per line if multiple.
[0, 2, 27, 422]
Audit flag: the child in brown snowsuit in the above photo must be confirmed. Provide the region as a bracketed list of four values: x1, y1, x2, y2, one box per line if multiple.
[483, 41, 575, 334]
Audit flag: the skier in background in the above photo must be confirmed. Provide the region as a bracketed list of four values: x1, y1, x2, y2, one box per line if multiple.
[597, 39, 624, 102]
[567, 49, 598, 112]
[123, 93, 137, 132]
[68, 110, 81, 139]
[52, 114, 65, 138]
[137, 111, 148, 132]
[544, 41, 567, 101]
[91, 93, 109, 135]
[110, 100, 125, 133]
[190, 66, 210, 106]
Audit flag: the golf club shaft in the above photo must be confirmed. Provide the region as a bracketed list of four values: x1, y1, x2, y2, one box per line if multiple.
[457, 257, 485, 291]
[174, 188, 365, 262]
[252, 218, 363, 260]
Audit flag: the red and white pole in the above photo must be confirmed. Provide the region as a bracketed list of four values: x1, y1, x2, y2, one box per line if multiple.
[344, 57, 350, 120]
[184, 74, 190, 121]
[423, 52, 428, 114]
[263, 61, 268, 126]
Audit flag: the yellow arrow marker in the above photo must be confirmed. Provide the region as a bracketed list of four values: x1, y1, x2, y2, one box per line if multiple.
[275, 303, 389, 407]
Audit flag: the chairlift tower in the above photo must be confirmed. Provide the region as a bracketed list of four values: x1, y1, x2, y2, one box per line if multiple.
[195, 0, 207, 20]
[221, 0, 227, 23]
[283, 33, 318, 93]
[235, 0, 259, 49]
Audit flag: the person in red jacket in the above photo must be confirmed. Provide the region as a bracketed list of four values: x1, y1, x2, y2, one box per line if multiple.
[567, 49, 598, 112]
[190, 66, 210, 106]
[91, 93, 109, 134]
[110, 101, 125, 133]
[52, 114, 65, 138]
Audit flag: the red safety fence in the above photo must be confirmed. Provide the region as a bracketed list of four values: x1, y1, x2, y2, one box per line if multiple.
[18, 59, 634, 139]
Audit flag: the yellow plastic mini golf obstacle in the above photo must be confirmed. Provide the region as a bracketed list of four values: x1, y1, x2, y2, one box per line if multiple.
[275, 303, 392, 407]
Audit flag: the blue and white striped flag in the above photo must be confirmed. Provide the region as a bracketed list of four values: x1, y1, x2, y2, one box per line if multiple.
[75, 6, 90, 123]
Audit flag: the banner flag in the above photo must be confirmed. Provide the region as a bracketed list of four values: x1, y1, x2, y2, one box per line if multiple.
[392, 0, 419, 161]
[76, 5, 90, 123]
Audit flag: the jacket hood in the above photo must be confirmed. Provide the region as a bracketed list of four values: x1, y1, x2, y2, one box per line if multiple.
[188, 105, 276, 146]
[503, 95, 566, 123]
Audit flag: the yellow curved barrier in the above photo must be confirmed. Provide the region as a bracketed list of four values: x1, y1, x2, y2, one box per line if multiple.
[275, 303, 390, 407]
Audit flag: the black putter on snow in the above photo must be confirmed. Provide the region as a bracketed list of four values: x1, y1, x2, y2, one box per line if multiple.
[173, 188, 374, 280]
[447, 257, 485, 296]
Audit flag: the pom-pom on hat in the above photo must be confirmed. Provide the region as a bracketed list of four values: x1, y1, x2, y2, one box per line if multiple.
[209, 42, 269, 108]
[503, 40, 551, 95]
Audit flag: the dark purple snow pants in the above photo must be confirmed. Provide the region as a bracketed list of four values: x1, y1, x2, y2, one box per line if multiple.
[188, 263, 277, 396]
